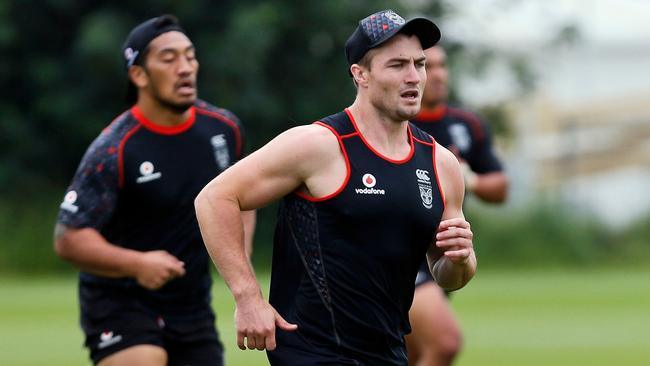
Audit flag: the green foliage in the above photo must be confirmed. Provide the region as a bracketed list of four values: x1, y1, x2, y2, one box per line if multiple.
[2, 190, 649, 274]
[0, 0, 445, 191]
[466, 199, 650, 269]
[0, 1, 612, 274]
[476, 102, 514, 140]
[607, 215, 650, 266]
[0, 189, 70, 273]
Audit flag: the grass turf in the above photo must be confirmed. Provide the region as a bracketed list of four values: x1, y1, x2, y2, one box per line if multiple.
[0, 268, 648, 365]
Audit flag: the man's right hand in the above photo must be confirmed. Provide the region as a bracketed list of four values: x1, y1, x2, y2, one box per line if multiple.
[234, 294, 298, 351]
[133, 250, 186, 290]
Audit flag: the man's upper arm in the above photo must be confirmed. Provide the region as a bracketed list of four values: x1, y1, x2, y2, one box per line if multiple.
[207, 125, 332, 211]
[57, 134, 120, 231]
[436, 144, 465, 220]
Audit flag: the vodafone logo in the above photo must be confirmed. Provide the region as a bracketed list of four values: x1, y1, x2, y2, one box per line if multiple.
[356, 173, 385, 195]
[60, 190, 79, 213]
[362, 173, 377, 188]
[139, 161, 154, 175]
[98, 330, 122, 350]
[64, 190, 77, 204]
[136, 161, 162, 184]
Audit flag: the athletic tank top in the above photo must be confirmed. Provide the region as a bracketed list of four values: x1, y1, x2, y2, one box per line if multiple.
[269, 109, 445, 364]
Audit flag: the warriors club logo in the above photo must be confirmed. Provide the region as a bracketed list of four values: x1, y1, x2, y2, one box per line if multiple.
[416, 169, 433, 209]
[211, 134, 230, 170]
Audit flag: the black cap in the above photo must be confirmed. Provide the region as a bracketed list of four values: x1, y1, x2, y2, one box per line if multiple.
[345, 9, 440, 67]
[122, 14, 185, 70]
[122, 15, 186, 103]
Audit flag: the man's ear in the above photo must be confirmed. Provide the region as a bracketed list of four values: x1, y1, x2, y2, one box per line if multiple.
[128, 65, 148, 88]
[350, 64, 369, 88]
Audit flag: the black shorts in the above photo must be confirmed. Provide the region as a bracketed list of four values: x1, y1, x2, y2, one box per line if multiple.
[414, 261, 434, 288]
[80, 283, 223, 365]
[267, 329, 404, 366]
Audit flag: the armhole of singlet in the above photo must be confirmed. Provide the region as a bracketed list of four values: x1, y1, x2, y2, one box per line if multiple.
[294, 121, 351, 202]
[431, 141, 447, 210]
[414, 135, 447, 210]
[117, 124, 142, 189]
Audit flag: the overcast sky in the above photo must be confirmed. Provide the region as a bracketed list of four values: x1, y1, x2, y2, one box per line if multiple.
[443, 0, 650, 45]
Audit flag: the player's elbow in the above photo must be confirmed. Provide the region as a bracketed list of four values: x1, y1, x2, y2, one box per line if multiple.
[481, 174, 509, 203]
[53, 227, 75, 261]
[195, 184, 221, 227]
[495, 175, 509, 203]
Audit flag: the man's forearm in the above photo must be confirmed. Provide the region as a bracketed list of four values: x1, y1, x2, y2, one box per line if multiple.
[241, 210, 257, 258]
[431, 253, 477, 291]
[54, 224, 143, 278]
[471, 172, 509, 203]
[195, 193, 262, 301]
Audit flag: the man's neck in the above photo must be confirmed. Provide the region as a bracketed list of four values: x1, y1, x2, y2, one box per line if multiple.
[136, 97, 192, 127]
[347, 100, 411, 160]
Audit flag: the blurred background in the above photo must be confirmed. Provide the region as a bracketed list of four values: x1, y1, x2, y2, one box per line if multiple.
[1, 0, 649, 365]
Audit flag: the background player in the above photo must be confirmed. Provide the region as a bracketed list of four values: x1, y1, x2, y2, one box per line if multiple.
[54, 15, 255, 366]
[407, 44, 509, 366]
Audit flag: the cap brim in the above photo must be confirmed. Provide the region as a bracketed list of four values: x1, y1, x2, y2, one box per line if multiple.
[370, 18, 441, 51]
[402, 18, 441, 49]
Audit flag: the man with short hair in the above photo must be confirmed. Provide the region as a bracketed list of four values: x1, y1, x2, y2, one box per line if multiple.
[195, 9, 476, 365]
[407, 44, 509, 366]
[54, 15, 254, 366]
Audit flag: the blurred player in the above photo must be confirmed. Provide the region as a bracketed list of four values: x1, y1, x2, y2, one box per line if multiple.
[407, 44, 509, 366]
[53, 15, 254, 366]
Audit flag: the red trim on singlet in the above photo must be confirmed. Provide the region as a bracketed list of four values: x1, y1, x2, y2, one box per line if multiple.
[447, 107, 485, 141]
[413, 136, 446, 210]
[117, 124, 142, 188]
[344, 108, 414, 164]
[295, 121, 352, 202]
[414, 104, 446, 122]
[412, 136, 434, 147]
[131, 105, 196, 135]
[431, 142, 446, 210]
[195, 107, 243, 158]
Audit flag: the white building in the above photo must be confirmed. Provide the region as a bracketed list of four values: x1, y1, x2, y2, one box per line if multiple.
[442, 0, 650, 227]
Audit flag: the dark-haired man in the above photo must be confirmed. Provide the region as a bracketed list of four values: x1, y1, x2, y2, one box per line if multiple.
[195, 9, 476, 365]
[54, 15, 254, 366]
[407, 44, 508, 366]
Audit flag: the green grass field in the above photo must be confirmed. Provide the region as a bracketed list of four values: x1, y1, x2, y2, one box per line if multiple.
[1, 269, 648, 366]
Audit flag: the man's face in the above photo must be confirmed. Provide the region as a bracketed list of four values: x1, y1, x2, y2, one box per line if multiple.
[364, 34, 426, 122]
[141, 31, 199, 111]
[421, 45, 448, 107]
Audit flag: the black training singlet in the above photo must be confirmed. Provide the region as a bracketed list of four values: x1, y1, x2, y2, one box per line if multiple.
[268, 109, 445, 365]
[411, 104, 502, 174]
[56, 99, 244, 316]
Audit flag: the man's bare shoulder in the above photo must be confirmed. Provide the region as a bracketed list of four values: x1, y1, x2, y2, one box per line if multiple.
[435, 141, 464, 205]
[435, 142, 460, 170]
[274, 123, 341, 158]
